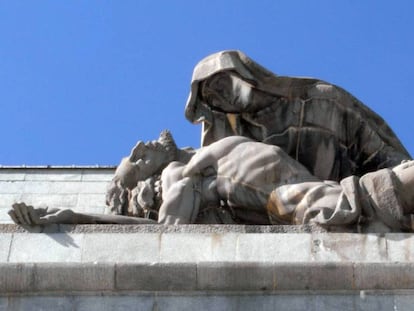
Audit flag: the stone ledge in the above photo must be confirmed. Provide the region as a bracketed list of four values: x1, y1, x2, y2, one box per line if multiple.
[0, 224, 328, 234]
[2, 225, 414, 296]
[2, 262, 414, 294]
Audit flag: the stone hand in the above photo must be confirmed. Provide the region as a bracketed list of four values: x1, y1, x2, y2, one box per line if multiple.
[8, 202, 75, 225]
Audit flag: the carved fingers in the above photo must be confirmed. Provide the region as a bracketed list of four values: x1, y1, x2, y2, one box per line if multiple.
[9, 202, 42, 225]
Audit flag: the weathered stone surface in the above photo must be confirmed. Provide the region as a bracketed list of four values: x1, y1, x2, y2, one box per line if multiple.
[0, 263, 35, 292]
[33, 263, 114, 291]
[385, 233, 414, 262]
[236, 233, 312, 262]
[82, 233, 160, 262]
[160, 233, 213, 262]
[9, 233, 83, 262]
[0, 234, 12, 262]
[197, 262, 275, 291]
[2, 292, 414, 311]
[354, 262, 414, 289]
[116, 263, 197, 291]
[311, 233, 387, 262]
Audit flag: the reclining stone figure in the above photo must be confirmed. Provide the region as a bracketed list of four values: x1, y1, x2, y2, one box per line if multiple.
[9, 133, 414, 232]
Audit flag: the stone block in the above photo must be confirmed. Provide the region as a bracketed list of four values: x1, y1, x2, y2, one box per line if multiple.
[21, 181, 107, 195]
[197, 262, 275, 291]
[0, 170, 25, 181]
[81, 169, 114, 182]
[236, 233, 311, 262]
[160, 233, 212, 262]
[0, 297, 8, 311]
[77, 194, 106, 208]
[9, 233, 83, 262]
[24, 169, 82, 181]
[312, 233, 387, 262]
[394, 292, 414, 311]
[78, 181, 111, 194]
[0, 234, 12, 262]
[386, 233, 414, 262]
[0, 208, 14, 224]
[0, 193, 21, 206]
[354, 292, 397, 311]
[0, 263, 35, 292]
[19, 194, 78, 207]
[0, 181, 23, 194]
[116, 262, 197, 291]
[211, 233, 238, 261]
[273, 262, 354, 290]
[7, 296, 74, 311]
[75, 295, 154, 311]
[33, 263, 114, 291]
[76, 206, 106, 214]
[354, 262, 414, 289]
[82, 233, 160, 262]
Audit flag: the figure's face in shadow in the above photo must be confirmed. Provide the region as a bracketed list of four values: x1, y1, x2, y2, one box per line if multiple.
[200, 71, 278, 113]
[201, 72, 254, 112]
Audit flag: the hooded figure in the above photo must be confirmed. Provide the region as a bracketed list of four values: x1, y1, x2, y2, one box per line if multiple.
[185, 50, 410, 181]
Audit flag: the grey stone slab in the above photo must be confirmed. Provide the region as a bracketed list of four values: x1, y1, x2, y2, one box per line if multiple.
[81, 169, 114, 182]
[197, 262, 275, 291]
[34, 263, 114, 291]
[0, 170, 25, 181]
[77, 194, 106, 208]
[0, 263, 35, 292]
[19, 194, 78, 207]
[76, 206, 106, 214]
[211, 233, 238, 261]
[78, 181, 111, 194]
[236, 233, 312, 262]
[273, 262, 355, 290]
[7, 296, 73, 311]
[0, 194, 21, 206]
[160, 233, 213, 262]
[394, 292, 414, 311]
[21, 181, 107, 195]
[0, 298, 8, 311]
[75, 295, 154, 311]
[0, 234, 12, 262]
[0, 181, 24, 194]
[24, 170, 82, 181]
[0, 208, 14, 224]
[82, 233, 160, 262]
[354, 262, 414, 289]
[312, 233, 387, 262]
[9, 233, 83, 262]
[354, 291, 397, 311]
[116, 262, 197, 291]
[386, 234, 414, 262]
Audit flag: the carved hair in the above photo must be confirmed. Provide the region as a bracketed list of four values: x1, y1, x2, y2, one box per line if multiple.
[157, 130, 178, 160]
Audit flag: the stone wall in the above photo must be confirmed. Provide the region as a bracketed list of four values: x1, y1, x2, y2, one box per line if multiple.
[0, 167, 114, 224]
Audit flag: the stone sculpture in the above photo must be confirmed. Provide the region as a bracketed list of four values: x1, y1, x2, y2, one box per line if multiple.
[9, 50, 414, 232]
[185, 51, 410, 181]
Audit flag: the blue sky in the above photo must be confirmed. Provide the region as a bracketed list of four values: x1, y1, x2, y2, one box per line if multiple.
[1, 1, 413, 165]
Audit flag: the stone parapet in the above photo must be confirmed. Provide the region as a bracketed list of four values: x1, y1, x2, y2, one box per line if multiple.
[1, 225, 414, 295]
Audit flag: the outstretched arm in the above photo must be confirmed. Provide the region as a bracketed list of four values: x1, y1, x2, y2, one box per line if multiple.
[9, 202, 157, 225]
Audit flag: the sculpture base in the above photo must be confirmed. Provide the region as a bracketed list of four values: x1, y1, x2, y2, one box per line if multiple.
[1, 224, 414, 310]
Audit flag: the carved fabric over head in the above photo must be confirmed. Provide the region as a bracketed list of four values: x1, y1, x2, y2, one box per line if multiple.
[185, 50, 411, 181]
